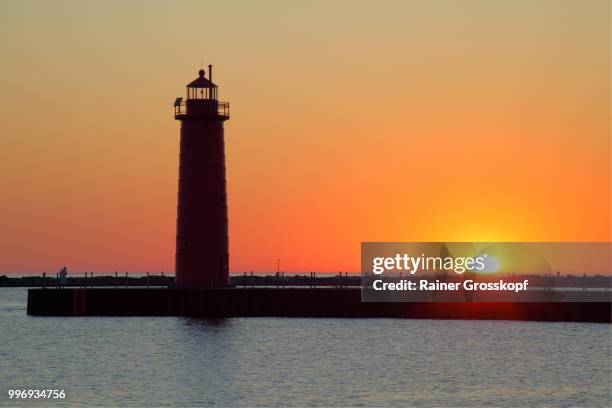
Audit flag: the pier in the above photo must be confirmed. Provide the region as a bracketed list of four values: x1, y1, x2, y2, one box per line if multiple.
[27, 288, 611, 322]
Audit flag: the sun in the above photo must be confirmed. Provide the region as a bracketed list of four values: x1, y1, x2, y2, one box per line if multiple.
[478, 254, 501, 274]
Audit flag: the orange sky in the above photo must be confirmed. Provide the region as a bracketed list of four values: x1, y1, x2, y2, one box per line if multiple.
[1, 0, 610, 274]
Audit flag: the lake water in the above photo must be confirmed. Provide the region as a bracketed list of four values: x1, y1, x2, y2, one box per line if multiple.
[1, 287, 610, 407]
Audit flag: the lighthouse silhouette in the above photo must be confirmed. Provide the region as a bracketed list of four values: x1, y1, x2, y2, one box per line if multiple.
[173, 65, 230, 287]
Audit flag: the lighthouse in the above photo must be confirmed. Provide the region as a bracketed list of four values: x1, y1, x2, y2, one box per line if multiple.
[173, 66, 230, 287]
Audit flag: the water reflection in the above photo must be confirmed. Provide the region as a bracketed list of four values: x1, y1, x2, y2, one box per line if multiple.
[1, 288, 610, 407]
[181, 317, 233, 328]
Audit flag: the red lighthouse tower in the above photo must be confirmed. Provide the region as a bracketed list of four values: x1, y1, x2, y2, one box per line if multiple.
[173, 66, 230, 287]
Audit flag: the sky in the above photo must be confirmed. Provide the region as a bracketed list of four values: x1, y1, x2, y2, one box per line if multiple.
[0, 0, 610, 274]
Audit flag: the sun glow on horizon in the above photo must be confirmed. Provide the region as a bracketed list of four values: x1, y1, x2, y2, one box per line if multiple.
[478, 255, 501, 274]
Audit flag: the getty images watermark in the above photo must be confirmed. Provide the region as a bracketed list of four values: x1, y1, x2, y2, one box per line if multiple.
[361, 243, 612, 302]
[371, 253, 528, 293]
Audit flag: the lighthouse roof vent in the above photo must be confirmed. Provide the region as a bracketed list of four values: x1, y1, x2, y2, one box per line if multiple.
[186, 69, 216, 88]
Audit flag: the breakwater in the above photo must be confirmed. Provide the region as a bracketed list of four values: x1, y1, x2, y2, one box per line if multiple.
[27, 288, 610, 322]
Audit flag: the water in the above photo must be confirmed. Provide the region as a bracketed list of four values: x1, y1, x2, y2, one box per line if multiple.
[1, 288, 610, 407]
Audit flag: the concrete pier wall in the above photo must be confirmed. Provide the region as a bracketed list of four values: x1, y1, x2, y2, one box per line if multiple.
[27, 288, 611, 322]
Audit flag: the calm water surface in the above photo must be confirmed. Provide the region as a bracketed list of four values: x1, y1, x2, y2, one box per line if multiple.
[0, 288, 610, 407]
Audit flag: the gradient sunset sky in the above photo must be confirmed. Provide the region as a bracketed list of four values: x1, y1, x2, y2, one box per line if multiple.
[1, 0, 610, 274]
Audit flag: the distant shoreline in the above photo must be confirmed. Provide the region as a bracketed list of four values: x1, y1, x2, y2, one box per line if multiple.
[2, 274, 610, 289]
